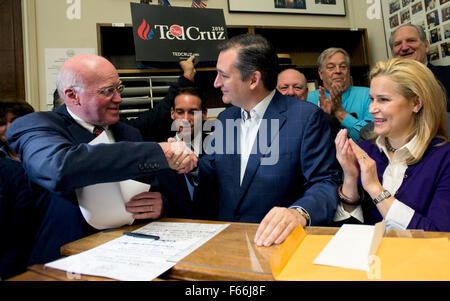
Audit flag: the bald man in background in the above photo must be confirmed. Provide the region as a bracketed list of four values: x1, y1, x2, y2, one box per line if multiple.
[276, 68, 309, 100]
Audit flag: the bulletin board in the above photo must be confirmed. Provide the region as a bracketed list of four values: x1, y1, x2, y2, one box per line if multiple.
[382, 0, 450, 65]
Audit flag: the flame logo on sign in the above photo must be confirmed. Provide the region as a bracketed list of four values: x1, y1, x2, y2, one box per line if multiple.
[138, 19, 154, 40]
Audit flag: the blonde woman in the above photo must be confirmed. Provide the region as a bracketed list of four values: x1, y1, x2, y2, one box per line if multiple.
[334, 58, 450, 231]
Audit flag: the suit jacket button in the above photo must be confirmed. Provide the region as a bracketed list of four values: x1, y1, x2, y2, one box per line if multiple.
[138, 163, 144, 170]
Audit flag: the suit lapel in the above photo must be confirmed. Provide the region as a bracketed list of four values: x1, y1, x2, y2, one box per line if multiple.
[235, 92, 287, 207]
[228, 109, 243, 203]
[58, 105, 95, 144]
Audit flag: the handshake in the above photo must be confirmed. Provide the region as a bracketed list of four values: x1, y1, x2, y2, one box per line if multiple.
[158, 139, 198, 173]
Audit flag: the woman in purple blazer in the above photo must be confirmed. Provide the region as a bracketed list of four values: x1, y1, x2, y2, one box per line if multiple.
[333, 58, 450, 232]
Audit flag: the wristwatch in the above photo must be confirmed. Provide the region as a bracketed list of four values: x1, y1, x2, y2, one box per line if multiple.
[372, 189, 392, 205]
[294, 207, 311, 226]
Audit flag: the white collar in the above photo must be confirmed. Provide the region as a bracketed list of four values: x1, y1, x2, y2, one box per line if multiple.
[66, 107, 109, 133]
[375, 135, 418, 162]
[241, 90, 275, 122]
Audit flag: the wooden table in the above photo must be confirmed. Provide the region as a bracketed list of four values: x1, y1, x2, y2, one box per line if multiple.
[8, 218, 450, 281]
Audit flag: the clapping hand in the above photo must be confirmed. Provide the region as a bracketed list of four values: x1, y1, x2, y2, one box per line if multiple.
[318, 83, 344, 115]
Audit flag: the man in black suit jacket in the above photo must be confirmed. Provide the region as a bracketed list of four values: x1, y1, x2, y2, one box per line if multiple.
[390, 24, 450, 111]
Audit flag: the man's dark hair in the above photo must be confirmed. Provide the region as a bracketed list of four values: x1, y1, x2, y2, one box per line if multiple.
[173, 86, 207, 111]
[218, 34, 279, 91]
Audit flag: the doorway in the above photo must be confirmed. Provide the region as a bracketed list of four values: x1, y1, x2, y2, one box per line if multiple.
[0, 0, 25, 101]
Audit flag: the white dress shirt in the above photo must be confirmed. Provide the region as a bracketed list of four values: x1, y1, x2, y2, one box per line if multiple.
[239, 90, 274, 185]
[66, 107, 115, 142]
[334, 135, 417, 229]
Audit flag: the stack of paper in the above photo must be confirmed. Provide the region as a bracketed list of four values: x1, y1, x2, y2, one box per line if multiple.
[46, 222, 229, 281]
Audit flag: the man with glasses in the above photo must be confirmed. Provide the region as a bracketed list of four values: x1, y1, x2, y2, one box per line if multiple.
[307, 48, 373, 141]
[6, 54, 197, 265]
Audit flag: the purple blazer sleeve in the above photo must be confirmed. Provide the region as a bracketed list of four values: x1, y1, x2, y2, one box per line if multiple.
[360, 139, 450, 232]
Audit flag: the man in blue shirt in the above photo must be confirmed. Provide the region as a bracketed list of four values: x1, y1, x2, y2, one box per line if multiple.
[307, 48, 373, 141]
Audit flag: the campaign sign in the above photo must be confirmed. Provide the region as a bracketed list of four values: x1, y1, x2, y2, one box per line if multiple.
[130, 3, 227, 62]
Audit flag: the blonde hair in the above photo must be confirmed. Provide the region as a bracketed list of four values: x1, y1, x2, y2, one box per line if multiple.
[369, 58, 448, 164]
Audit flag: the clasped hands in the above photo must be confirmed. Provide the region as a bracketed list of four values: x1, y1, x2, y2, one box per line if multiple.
[159, 139, 198, 174]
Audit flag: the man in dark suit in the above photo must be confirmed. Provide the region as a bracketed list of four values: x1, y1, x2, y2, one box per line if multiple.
[7, 54, 196, 265]
[390, 24, 450, 111]
[199, 34, 341, 247]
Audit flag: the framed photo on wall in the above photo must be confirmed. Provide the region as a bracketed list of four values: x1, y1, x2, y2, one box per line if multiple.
[381, 0, 450, 65]
[227, 0, 346, 16]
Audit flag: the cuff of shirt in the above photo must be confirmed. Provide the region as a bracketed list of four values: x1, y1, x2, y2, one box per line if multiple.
[340, 113, 357, 131]
[333, 201, 364, 223]
[289, 206, 311, 227]
[384, 199, 414, 229]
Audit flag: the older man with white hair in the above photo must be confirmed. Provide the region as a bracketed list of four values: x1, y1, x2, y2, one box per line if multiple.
[7, 54, 197, 265]
[307, 47, 373, 141]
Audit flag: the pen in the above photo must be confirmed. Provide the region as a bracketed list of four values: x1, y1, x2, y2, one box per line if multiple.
[123, 231, 160, 240]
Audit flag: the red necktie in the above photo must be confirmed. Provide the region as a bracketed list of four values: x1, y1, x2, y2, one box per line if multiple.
[93, 126, 104, 137]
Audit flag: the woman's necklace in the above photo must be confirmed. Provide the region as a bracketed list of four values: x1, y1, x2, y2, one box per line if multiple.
[385, 137, 397, 152]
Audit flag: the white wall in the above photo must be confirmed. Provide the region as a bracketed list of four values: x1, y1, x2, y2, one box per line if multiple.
[22, 0, 388, 110]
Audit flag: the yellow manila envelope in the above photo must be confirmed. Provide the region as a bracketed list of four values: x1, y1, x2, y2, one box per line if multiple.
[271, 226, 450, 281]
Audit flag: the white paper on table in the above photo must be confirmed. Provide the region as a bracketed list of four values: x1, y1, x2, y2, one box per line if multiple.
[313, 224, 375, 271]
[133, 222, 230, 262]
[76, 131, 150, 230]
[45, 235, 178, 281]
[45, 222, 230, 281]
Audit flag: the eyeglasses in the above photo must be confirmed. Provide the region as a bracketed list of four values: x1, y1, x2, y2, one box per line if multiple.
[97, 84, 125, 98]
[72, 84, 125, 98]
